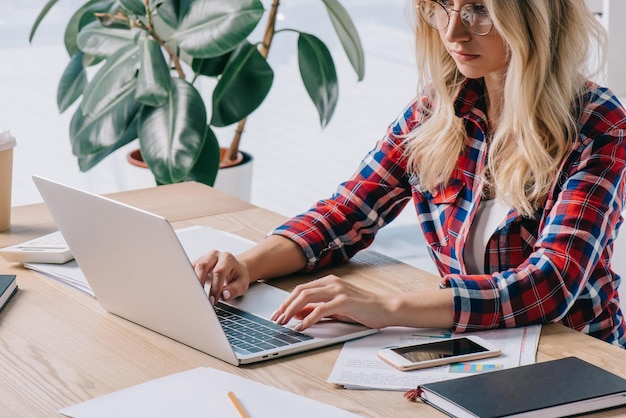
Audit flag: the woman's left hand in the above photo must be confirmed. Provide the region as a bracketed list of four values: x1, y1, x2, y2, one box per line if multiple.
[270, 274, 394, 330]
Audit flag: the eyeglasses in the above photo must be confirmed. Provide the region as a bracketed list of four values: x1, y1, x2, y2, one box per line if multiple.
[417, 0, 493, 36]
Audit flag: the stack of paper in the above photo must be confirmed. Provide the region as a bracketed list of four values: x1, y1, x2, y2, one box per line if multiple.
[60, 367, 360, 418]
[327, 325, 541, 391]
[25, 260, 92, 296]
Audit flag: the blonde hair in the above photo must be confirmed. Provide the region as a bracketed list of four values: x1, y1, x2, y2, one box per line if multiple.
[405, 0, 607, 217]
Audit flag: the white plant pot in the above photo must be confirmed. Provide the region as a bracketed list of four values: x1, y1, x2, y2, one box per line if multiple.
[126, 149, 254, 202]
[213, 151, 254, 202]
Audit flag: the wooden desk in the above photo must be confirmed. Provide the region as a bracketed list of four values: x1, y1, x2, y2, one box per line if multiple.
[1, 182, 624, 417]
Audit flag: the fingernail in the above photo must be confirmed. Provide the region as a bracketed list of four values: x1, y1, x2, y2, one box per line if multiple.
[294, 322, 303, 332]
[222, 289, 231, 300]
[270, 310, 279, 321]
[209, 295, 215, 305]
[276, 313, 285, 324]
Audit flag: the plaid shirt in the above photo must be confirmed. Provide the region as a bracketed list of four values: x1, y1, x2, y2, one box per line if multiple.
[272, 79, 626, 348]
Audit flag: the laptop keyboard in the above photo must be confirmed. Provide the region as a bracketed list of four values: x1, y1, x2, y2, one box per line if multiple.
[215, 303, 314, 355]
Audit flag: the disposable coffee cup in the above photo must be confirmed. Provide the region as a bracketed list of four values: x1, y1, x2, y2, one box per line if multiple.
[0, 131, 16, 231]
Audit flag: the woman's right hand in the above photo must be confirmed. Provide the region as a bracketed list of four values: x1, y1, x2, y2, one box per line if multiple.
[192, 235, 308, 306]
[192, 250, 252, 306]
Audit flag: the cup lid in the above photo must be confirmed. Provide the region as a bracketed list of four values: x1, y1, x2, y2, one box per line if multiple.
[0, 130, 16, 151]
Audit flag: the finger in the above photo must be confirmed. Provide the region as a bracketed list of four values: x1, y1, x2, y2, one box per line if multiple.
[294, 304, 351, 322]
[272, 286, 316, 323]
[193, 251, 220, 287]
[208, 252, 239, 303]
[207, 262, 228, 304]
[294, 299, 347, 331]
[220, 270, 249, 301]
[271, 290, 311, 324]
[294, 304, 316, 320]
[277, 283, 339, 325]
[270, 275, 340, 322]
[276, 275, 335, 308]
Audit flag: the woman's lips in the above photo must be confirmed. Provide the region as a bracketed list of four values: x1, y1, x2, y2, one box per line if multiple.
[450, 50, 480, 62]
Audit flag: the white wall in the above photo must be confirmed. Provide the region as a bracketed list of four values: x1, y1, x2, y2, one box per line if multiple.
[587, 0, 626, 97]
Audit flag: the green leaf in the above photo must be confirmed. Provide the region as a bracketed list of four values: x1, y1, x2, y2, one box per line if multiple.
[321, 0, 365, 81]
[77, 21, 141, 58]
[191, 52, 232, 77]
[77, 119, 139, 171]
[185, 127, 221, 186]
[170, 0, 264, 58]
[138, 78, 208, 183]
[29, 0, 61, 43]
[297, 33, 338, 128]
[64, 0, 117, 56]
[120, 0, 146, 16]
[82, 53, 104, 68]
[80, 43, 141, 117]
[157, 0, 193, 29]
[210, 42, 274, 127]
[70, 81, 141, 158]
[58, 51, 88, 113]
[136, 38, 172, 107]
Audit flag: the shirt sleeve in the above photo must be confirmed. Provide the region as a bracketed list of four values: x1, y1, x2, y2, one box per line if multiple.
[443, 89, 626, 332]
[270, 100, 422, 271]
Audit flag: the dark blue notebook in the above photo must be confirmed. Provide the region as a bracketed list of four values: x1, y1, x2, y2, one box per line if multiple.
[0, 274, 18, 313]
[417, 356, 626, 418]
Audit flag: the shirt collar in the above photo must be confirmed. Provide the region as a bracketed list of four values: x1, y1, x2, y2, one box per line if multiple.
[453, 78, 489, 120]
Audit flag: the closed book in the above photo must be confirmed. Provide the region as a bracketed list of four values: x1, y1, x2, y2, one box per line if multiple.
[0, 274, 18, 313]
[416, 356, 626, 418]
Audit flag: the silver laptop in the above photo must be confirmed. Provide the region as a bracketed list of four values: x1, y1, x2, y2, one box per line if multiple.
[33, 176, 377, 365]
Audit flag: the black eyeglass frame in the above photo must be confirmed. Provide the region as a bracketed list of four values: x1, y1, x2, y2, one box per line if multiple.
[417, 0, 494, 36]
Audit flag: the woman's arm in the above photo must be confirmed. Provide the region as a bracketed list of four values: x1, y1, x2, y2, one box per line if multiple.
[271, 107, 417, 273]
[193, 97, 423, 305]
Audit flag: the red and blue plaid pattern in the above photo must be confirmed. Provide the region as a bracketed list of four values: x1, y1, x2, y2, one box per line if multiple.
[272, 79, 625, 349]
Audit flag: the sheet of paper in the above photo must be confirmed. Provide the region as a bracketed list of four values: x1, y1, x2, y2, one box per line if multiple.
[173, 225, 256, 261]
[60, 367, 360, 418]
[24, 260, 92, 296]
[327, 325, 541, 391]
[24, 226, 255, 297]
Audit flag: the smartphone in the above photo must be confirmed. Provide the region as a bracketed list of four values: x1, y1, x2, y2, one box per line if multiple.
[377, 336, 501, 371]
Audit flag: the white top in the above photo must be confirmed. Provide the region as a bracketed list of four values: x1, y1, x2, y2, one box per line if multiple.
[464, 198, 510, 274]
[0, 130, 16, 151]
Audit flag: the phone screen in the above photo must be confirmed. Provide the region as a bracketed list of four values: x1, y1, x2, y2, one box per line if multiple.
[391, 338, 488, 363]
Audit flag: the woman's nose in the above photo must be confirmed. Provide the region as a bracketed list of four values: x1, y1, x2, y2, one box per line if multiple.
[444, 10, 471, 42]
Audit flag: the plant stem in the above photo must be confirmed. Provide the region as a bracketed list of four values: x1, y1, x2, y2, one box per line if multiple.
[223, 0, 280, 164]
[131, 4, 187, 79]
[151, 30, 186, 79]
[145, 0, 151, 28]
[259, 0, 280, 58]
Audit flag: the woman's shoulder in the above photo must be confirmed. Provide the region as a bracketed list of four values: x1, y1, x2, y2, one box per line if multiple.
[577, 81, 626, 129]
[392, 84, 437, 134]
[576, 81, 626, 138]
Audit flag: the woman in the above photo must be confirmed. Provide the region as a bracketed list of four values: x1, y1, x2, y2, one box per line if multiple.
[194, 0, 626, 348]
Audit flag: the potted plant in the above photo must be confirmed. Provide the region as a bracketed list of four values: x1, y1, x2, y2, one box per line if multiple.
[29, 0, 365, 192]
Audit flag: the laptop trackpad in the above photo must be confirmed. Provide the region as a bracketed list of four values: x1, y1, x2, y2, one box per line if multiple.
[227, 282, 287, 319]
